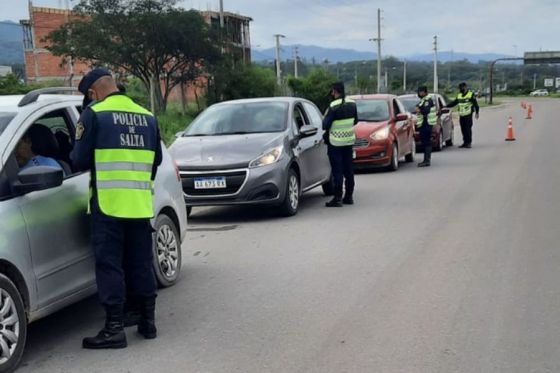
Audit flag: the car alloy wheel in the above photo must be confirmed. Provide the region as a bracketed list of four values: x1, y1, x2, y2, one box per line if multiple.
[153, 214, 182, 287]
[0, 274, 26, 373]
[280, 168, 300, 216]
[0, 289, 19, 366]
[288, 174, 299, 211]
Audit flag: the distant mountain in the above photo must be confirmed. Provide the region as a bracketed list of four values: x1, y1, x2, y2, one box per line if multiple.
[252, 45, 514, 64]
[404, 51, 514, 63]
[252, 45, 375, 64]
[0, 21, 24, 65]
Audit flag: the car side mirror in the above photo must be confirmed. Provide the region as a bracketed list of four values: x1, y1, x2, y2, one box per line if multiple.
[440, 108, 450, 114]
[299, 125, 318, 138]
[12, 166, 63, 196]
[395, 113, 408, 121]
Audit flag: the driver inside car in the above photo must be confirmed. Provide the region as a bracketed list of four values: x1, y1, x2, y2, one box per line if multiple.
[16, 124, 65, 175]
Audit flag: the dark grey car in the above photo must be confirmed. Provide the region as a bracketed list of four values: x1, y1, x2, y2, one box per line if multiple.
[169, 98, 333, 216]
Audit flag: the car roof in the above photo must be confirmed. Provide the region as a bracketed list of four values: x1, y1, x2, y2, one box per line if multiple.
[213, 97, 308, 106]
[0, 94, 82, 112]
[348, 94, 396, 100]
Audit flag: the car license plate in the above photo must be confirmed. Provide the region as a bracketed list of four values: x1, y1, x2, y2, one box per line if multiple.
[194, 177, 227, 189]
[352, 150, 356, 159]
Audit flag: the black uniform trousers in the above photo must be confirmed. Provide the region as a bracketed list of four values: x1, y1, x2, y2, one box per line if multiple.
[419, 125, 432, 162]
[328, 145, 354, 199]
[90, 197, 156, 310]
[459, 115, 474, 145]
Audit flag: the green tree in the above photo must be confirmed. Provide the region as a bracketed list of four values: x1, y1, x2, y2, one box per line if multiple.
[46, 0, 220, 113]
[288, 69, 337, 112]
[207, 60, 277, 104]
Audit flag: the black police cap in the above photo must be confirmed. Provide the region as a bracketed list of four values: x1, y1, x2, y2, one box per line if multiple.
[78, 68, 111, 95]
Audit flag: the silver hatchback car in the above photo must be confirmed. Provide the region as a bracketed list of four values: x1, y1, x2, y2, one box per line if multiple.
[170, 97, 333, 217]
[0, 89, 187, 372]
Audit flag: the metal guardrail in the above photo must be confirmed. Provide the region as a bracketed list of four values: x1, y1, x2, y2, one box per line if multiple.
[18, 87, 80, 107]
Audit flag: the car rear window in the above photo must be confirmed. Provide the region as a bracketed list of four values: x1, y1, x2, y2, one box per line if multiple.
[184, 102, 289, 136]
[400, 98, 420, 113]
[0, 113, 16, 137]
[355, 100, 390, 122]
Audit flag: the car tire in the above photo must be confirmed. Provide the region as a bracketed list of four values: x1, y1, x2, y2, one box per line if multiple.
[446, 126, 454, 146]
[405, 140, 415, 163]
[0, 274, 27, 373]
[435, 130, 444, 151]
[387, 143, 399, 172]
[321, 175, 334, 196]
[280, 168, 299, 217]
[153, 214, 182, 288]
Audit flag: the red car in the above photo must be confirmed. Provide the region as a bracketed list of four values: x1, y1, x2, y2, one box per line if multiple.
[398, 93, 455, 151]
[350, 94, 416, 171]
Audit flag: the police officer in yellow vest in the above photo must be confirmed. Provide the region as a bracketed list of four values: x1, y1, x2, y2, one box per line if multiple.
[446, 82, 479, 148]
[71, 69, 162, 349]
[322, 82, 358, 207]
[415, 86, 437, 167]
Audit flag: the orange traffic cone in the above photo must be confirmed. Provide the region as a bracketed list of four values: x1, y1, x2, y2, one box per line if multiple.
[526, 105, 533, 119]
[505, 117, 516, 141]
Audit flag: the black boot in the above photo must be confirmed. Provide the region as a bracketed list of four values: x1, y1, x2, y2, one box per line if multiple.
[326, 196, 343, 207]
[83, 306, 127, 349]
[418, 146, 431, 167]
[123, 296, 141, 327]
[137, 297, 157, 339]
[342, 194, 354, 205]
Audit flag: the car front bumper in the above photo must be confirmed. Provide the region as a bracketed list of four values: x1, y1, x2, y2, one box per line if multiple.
[179, 159, 289, 207]
[353, 139, 392, 167]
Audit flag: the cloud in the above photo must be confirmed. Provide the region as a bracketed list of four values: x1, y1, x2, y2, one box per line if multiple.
[6, 0, 560, 56]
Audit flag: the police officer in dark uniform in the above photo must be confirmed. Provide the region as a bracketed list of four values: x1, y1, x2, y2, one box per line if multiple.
[322, 82, 358, 207]
[446, 82, 480, 148]
[416, 86, 437, 167]
[71, 69, 162, 349]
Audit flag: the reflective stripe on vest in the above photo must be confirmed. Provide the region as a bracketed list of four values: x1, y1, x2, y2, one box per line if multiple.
[329, 98, 356, 147]
[457, 91, 474, 117]
[416, 96, 437, 127]
[91, 96, 157, 219]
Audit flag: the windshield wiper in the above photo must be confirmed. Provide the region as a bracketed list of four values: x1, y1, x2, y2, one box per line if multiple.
[217, 131, 253, 135]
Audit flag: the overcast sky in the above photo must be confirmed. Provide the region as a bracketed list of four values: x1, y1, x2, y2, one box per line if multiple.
[5, 0, 559, 55]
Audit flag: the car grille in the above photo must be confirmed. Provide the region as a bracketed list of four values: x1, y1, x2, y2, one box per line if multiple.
[354, 138, 369, 148]
[180, 170, 248, 196]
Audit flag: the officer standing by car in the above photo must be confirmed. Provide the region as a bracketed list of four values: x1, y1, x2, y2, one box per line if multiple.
[446, 82, 479, 148]
[416, 86, 437, 167]
[71, 68, 162, 349]
[322, 81, 358, 207]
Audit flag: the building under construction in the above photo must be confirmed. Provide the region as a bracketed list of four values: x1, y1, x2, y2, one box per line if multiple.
[20, 3, 253, 100]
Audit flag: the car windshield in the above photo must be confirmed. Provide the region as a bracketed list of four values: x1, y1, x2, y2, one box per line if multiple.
[355, 100, 390, 122]
[184, 102, 288, 136]
[400, 98, 420, 113]
[0, 113, 15, 137]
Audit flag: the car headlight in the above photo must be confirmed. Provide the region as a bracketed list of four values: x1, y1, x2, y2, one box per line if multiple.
[249, 145, 284, 168]
[370, 127, 390, 141]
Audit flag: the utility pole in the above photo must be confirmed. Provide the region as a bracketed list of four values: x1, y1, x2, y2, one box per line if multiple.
[219, 0, 224, 28]
[433, 35, 439, 93]
[533, 73, 537, 90]
[369, 8, 383, 93]
[403, 60, 407, 92]
[274, 34, 285, 86]
[293, 46, 299, 78]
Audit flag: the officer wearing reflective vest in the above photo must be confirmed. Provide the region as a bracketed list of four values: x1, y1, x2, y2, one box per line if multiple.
[71, 69, 162, 349]
[415, 86, 437, 167]
[445, 82, 479, 148]
[322, 81, 358, 207]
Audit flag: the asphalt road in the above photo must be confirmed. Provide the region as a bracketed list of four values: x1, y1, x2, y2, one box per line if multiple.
[19, 98, 560, 373]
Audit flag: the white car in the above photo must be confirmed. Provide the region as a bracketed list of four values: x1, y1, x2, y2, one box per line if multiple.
[0, 88, 187, 372]
[529, 89, 549, 97]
